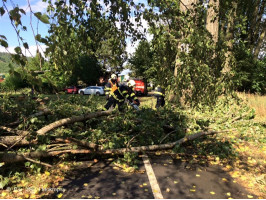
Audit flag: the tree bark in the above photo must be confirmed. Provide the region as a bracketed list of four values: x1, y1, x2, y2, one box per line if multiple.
[223, 2, 237, 74]
[0, 136, 32, 146]
[0, 126, 30, 136]
[206, 0, 219, 44]
[254, 21, 266, 59]
[0, 149, 92, 164]
[36, 110, 112, 135]
[0, 129, 230, 163]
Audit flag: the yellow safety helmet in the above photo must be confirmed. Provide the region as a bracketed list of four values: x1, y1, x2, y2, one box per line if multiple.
[111, 74, 117, 80]
[128, 80, 136, 88]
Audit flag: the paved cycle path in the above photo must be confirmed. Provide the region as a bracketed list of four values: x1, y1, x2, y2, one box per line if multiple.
[51, 154, 255, 199]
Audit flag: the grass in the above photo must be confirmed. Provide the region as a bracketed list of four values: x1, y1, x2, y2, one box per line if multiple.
[237, 92, 266, 122]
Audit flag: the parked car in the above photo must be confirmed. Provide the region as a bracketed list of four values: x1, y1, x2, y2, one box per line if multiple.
[64, 86, 83, 94]
[78, 86, 105, 95]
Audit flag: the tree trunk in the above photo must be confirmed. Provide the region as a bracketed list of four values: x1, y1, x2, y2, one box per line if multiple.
[253, 23, 266, 59]
[206, 0, 220, 44]
[0, 129, 230, 163]
[174, 0, 199, 77]
[223, 2, 237, 74]
[0, 136, 32, 146]
[0, 126, 29, 136]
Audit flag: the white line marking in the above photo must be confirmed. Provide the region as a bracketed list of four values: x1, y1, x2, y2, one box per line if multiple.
[142, 154, 164, 199]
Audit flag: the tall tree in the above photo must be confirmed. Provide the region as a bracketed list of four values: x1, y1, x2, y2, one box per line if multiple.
[206, 0, 219, 44]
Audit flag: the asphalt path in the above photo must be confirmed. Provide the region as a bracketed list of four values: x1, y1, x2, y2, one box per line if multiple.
[50, 154, 256, 199]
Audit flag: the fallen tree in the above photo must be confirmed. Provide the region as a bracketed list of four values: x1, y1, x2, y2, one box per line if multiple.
[0, 129, 232, 164]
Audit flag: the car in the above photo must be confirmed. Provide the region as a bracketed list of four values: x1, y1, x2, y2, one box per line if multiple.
[78, 86, 105, 95]
[64, 86, 83, 94]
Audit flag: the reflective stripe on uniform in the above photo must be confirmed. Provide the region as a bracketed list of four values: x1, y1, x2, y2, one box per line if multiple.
[111, 94, 124, 102]
[154, 91, 164, 96]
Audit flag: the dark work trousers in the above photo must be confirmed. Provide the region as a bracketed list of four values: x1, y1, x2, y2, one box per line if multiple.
[156, 96, 165, 108]
[104, 96, 124, 111]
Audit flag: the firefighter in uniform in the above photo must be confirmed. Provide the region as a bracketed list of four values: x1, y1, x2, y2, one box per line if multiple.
[154, 85, 165, 109]
[103, 80, 140, 111]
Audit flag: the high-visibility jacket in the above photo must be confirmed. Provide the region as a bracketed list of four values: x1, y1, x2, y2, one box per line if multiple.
[154, 86, 165, 97]
[104, 79, 118, 96]
[111, 85, 139, 104]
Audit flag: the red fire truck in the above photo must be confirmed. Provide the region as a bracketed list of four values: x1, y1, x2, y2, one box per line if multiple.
[118, 75, 148, 96]
[133, 78, 148, 96]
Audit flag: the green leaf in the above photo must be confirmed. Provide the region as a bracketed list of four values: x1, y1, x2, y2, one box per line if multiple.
[25, 161, 31, 167]
[0, 39, 8, 48]
[35, 34, 42, 42]
[34, 12, 50, 24]
[0, 7, 5, 16]
[14, 46, 22, 54]
[0, 35, 7, 40]
[19, 9, 26, 15]
[23, 42, 29, 49]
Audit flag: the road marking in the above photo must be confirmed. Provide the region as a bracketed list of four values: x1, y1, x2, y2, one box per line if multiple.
[142, 155, 164, 199]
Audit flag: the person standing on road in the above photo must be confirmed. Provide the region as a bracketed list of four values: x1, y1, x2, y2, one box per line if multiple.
[103, 80, 140, 111]
[154, 85, 165, 109]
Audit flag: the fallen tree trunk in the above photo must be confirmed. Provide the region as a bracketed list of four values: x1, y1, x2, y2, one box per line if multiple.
[0, 149, 92, 164]
[0, 129, 231, 163]
[63, 137, 98, 150]
[8, 108, 51, 126]
[0, 136, 32, 146]
[0, 126, 29, 136]
[101, 130, 230, 154]
[36, 110, 112, 135]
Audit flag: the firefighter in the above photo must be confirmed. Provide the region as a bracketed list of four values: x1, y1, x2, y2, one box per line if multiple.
[103, 80, 140, 111]
[104, 74, 118, 99]
[154, 85, 165, 109]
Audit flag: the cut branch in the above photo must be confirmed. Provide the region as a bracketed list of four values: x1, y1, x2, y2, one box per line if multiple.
[36, 110, 112, 135]
[0, 129, 232, 163]
[0, 126, 30, 136]
[101, 130, 232, 154]
[0, 136, 32, 146]
[0, 149, 92, 164]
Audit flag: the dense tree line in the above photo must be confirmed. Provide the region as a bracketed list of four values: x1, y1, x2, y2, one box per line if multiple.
[0, 0, 265, 97]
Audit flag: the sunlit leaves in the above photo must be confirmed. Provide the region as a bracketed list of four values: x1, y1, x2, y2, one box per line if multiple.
[0, 39, 8, 48]
[34, 12, 50, 24]
[57, 193, 63, 198]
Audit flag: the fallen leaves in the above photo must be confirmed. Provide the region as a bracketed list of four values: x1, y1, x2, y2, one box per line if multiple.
[57, 193, 63, 198]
